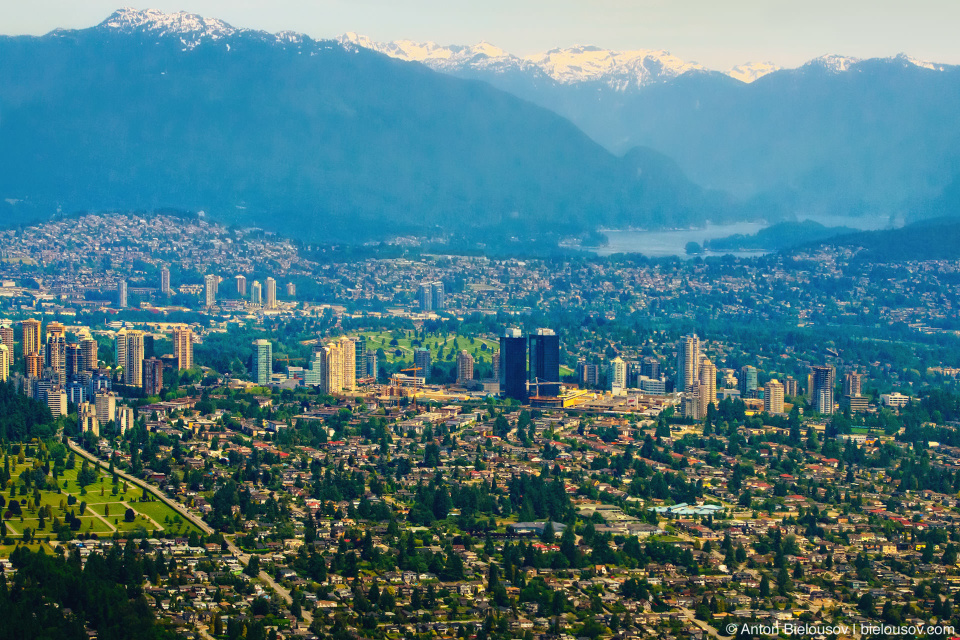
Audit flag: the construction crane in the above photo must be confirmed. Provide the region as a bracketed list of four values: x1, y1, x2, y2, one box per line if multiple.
[393, 365, 422, 409]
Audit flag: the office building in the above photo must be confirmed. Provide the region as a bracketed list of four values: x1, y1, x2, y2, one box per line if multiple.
[173, 326, 193, 370]
[45, 321, 65, 342]
[764, 379, 785, 414]
[26, 353, 42, 378]
[528, 328, 560, 396]
[0, 344, 8, 382]
[677, 334, 701, 392]
[639, 377, 666, 395]
[124, 330, 145, 388]
[365, 352, 378, 379]
[81, 337, 98, 372]
[414, 348, 432, 380]
[265, 277, 277, 309]
[116, 405, 134, 435]
[46, 336, 66, 385]
[89, 371, 111, 397]
[880, 392, 910, 408]
[286, 282, 296, 297]
[0, 321, 13, 351]
[431, 281, 445, 310]
[783, 376, 799, 397]
[79, 402, 99, 436]
[339, 337, 356, 391]
[235, 275, 247, 296]
[811, 365, 836, 414]
[354, 338, 367, 377]
[844, 371, 863, 398]
[204, 274, 218, 307]
[500, 328, 527, 401]
[417, 281, 445, 312]
[47, 388, 67, 417]
[739, 365, 759, 396]
[318, 342, 342, 393]
[683, 386, 703, 420]
[457, 350, 474, 383]
[252, 339, 272, 386]
[417, 282, 433, 311]
[160, 267, 171, 295]
[842, 395, 870, 413]
[118, 280, 128, 308]
[251, 280, 262, 305]
[609, 356, 627, 395]
[143, 357, 164, 395]
[640, 357, 660, 380]
[65, 342, 82, 379]
[114, 328, 127, 379]
[21, 319, 41, 356]
[577, 361, 600, 386]
[816, 387, 835, 415]
[699, 358, 717, 408]
[95, 392, 117, 428]
[305, 350, 323, 386]
[66, 380, 87, 405]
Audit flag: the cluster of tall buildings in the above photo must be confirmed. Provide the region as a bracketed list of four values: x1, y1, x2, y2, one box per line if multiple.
[600, 356, 667, 396]
[1, 318, 138, 420]
[303, 337, 363, 393]
[78, 392, 135, 437]
[676, 334, 718, 420]
[417, 281, 445, 312]
[499, 328, 560, 401]
[114, 324, 192, 395]
[158, 269, 291, 310]
[207, 274, 278, 309]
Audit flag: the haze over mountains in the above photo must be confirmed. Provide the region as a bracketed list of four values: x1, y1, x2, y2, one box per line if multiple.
[0, 8, 728, 241]
[342, 33, 960, 223]
[1, 8, 959, 243]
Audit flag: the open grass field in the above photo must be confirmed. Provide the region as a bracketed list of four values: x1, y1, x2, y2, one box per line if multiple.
[360, 330, 499, 366]
[3, 455, 200, 544]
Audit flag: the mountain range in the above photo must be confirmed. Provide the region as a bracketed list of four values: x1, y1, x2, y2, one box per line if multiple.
[340, 33, 960, 222]
[0, 8, 730, 241]
[2, 8, 960, 243]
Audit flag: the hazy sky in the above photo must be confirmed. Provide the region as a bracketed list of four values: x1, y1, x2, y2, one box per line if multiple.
[3, 0, 960, 69]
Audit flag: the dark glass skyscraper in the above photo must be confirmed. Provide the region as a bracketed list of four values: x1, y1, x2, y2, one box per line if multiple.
[500, 328, 527, 401]
[528, 328, 560, 397]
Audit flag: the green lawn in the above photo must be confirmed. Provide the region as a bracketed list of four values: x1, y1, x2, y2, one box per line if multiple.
[360, 331, 499, 366]
[4, 456, 200, 544]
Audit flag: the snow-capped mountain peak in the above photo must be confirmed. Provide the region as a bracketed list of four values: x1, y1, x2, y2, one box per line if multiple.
[727, 61, 781, 83]
[336, 34, 532, 74]
[805, 54, 862, 73]
[894, 53, 952, 72]
[337, 35, 705, 89]
[99, 7, 236, 39]
[523, 45, 703, 88]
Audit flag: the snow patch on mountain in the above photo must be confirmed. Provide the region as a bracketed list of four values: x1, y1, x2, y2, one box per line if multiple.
[805, 54, 862, 73]
[895, 53, 952, 72]
[337, 33, 537, 75]
[727, 61, 781, 83]
[100, 7, 236, 39]
[96, 10, 955, 86]
[525, 45, 703, 88]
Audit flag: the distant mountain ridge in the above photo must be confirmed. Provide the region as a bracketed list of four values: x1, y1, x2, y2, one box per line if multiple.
[338, 32, 956, 88]
[0, 8, 733, 241]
